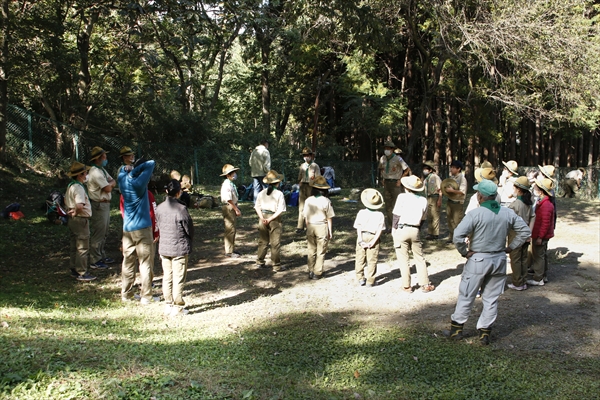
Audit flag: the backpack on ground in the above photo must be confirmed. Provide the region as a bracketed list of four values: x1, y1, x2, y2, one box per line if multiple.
[45, 191, 68, 225]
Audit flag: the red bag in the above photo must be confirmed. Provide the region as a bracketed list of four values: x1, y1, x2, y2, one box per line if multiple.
[9, 211, 25, 220]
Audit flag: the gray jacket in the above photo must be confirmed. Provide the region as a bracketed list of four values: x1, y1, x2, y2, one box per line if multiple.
[156, 197, 194, 257]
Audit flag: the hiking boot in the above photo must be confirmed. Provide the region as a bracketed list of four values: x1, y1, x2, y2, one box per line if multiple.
[478, 328, 492, 345]
[76, 273, 97, 282]
[90, 261, 109, 270]
[442, 321, 464, 340]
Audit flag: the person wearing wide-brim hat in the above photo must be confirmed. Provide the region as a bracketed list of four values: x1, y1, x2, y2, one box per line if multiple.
[296, 147, 321, 234]
[220, 164, 242, 258]
[87, 146, 117, 269]
[499, 160, 519, 206]
[443, 179, 530, 345]
[391, 175, 435, 293]
[538, 165, 556, 180]
[353, 189, 386, 287]
[65, 161, 96, 282]
[527, 177, 556, 287]
[254, 170, 287, 272]
[506, 176, 536, 291]
[422, 161, 442, 240]
[303, 176, 335, 280]
[562, 167, 585, 198]
[464, 167, 501, 215]
[116, 146, 135, 193]
[378, 140, 411, 232]
[443, 160, 467, 244]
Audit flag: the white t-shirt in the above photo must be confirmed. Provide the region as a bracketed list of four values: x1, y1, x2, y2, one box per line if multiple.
[353, 209, 385, 234]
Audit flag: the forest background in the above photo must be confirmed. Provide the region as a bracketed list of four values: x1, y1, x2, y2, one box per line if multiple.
[0, 0, 599, 185]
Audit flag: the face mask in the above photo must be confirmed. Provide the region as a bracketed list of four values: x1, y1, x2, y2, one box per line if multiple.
[304, 157, 311, 163]
[232, 173, 238, 180]
[83, 175, 89, 183]
[384, 150, 392, 156]
[101, 159, 108, 167]
[423, 170, 430, 176]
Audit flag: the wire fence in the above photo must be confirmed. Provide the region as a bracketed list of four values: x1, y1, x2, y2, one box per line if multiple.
[4, 104, 600, 199]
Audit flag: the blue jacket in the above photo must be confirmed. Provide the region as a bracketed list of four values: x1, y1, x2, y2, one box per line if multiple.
[118, 160, 155, 232]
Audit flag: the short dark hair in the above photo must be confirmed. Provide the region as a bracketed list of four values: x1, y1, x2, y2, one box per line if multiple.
[260, 139, 269, 145]
[166, 179, 181, 197]
[450, 160, 464, 170]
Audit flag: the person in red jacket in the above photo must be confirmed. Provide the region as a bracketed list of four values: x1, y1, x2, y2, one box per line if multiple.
[527, 177, 555, 286]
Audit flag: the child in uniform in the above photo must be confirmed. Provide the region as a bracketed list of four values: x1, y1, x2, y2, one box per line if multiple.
[354, 189, 385, 287]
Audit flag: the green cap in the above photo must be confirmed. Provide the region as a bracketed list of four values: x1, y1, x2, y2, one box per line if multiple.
[473, 179, 498, 197]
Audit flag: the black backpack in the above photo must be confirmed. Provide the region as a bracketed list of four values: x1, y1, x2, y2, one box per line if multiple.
[45, 191, 67, 224]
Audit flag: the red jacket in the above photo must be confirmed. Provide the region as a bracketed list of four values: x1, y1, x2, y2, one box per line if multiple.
[532, 196, 555, 240]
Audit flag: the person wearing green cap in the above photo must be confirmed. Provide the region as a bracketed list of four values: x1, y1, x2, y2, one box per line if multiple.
[443, 179, 530, 345]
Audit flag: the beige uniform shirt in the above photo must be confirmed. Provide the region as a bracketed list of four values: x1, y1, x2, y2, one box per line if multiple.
[255, 188, 286, 214]
[87, 165, 113, 202]
[379, 154, 408, 180]
[303, 195, 335, 224]
[66, 181, 91, 218]
[353, 209, 385, 234]
[298, 162, 320, 183]
[449, 173, 467, 203]
[424, 173, 441, 197]
[220, 179, 239, 205]
[392, 193, 427, 226]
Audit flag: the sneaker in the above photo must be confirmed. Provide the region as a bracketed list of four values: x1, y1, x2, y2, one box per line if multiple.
[359, 278, 366, 286]
[90, 261, 109, 270]
[507, 283, 527, 291]
[140, 296, 161, 305]
[76, 273, 97, 282]
[225, 252, 241, 258]
[526, 279, 544, 286]
[308, 272, 314, 280]
[421, 284, 435, 293]
[170, 307, 189, 316]
[163, 304, 173, 315]
[255, 263, 268, 269]
[402, 286, 414, 293]
[70, 268, 81, 278]
[273, 266, 288, 272]
[366, 281, 377, 287]
[121, 296, 134, 302]
[543, 276, 548, 283]
[103, 257, 116, 264]
[476, 288, 482, 298]
[310, 274, 322, 280]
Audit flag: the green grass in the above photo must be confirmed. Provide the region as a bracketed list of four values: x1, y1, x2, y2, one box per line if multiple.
[1, 165, 599, 399]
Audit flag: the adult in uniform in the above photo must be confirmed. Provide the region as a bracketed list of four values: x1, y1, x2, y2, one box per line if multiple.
[303, 176, 335, 280]
[87, 146, 116, 269]
[443, 179, 530, 345]
[296, 147, 320, 234]
[254, 170, 287, 272]
[220, 164, 242, 258]
[249, 139, 271, 203]
[378, 141, 410, 230]
[442, 160, 467, 243]
[392, 175, 435, 293]
[65, 161, 95, 282]
[422, 160, 442, 240]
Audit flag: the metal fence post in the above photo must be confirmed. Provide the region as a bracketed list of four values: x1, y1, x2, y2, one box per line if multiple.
[194, 149, 199, 185]
[28, 112, 32, 165]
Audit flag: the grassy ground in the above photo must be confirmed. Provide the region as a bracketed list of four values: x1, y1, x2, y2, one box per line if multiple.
[0, 164, 599, 399]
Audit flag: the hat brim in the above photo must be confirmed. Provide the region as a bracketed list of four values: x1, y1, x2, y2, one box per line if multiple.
[360, 189, 384, 209]
[311, 183, 330, 189]
[263, 174, 283, 184]
[535, 180, 552, 194]
[400, 177, 424, 192]
[67, 165, 92, 177]
[90, 150, 108, 161]
[120, 151, 134, 157]
[422, 162, 436, 171]
[502, 161, 518, 175]
[220, 167, 239, 176]
[441, 178, 461, 199]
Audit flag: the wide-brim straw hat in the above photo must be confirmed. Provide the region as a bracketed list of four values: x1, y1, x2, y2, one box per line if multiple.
[394, 148, 403, 155]
[263, 170, 284, 184]
[310, 175, 330, 189]
[481, 161, 494, 169]
[220, 164, 239, 176]
[89, 146, 108, 161]
[360, 188, 384, 209]
[538, 165, 555, 179]
[67, 161, 91, 177]
[441, 178, 462, 200]
[383, 140, 397, 149]
[578, 167, 586, 176]
[423, 160, 436, 171]
[119, 146, 134, 157]
[301, 147, 313, 156]
[181, 175, 192, 190]
[474, 167, 498, 184]
[401, 175, 425, 192]
[535, 176, 555, 195]
[170, 170, 182, 180]
[512, 176, 531, 190]
[502, 160, 519, 175]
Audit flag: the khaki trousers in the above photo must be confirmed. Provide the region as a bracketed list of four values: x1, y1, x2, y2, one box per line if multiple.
[355, 232, 379, 284]
[426, 196, 441, 236]
[222, 204, 237, 254]
[90, 201, 110, 263]
[393, 226, 429, 288]
[257, 216, 282, 269]
[297, 183, 312, 229]
[530, 239, 549, 282]
[161, 255, 188, 306]
[121, 226, 155, 300]
[509, 242, 530, 287]
[306, 223, 329, 276]
[383, 180, 402, 228]
[68, 216, 90, 275]
[451, 252, 507, 329]
[446, 201, 464, 240]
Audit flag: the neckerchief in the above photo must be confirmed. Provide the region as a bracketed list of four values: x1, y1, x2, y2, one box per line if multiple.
[68, 179, 88, 195]
[385, 154, 394, 174]
[517, 195, 523, 202]
[480, 200, 500, 214]
[305, 162, 312, 181]
[92, 164, 108, 179]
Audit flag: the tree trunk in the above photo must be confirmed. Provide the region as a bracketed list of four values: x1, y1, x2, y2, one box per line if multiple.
[553, 131, 561, 166]
[261, 41, 271, 138]
[445, 100, 452, 165]
[434, 95, 442, 164]
[0, 0, 8, 158]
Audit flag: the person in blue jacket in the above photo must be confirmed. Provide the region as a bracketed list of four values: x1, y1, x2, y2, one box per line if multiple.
[118, 158, 158, 304]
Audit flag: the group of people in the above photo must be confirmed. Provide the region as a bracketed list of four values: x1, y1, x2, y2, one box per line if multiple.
[64, 140, 569, 331]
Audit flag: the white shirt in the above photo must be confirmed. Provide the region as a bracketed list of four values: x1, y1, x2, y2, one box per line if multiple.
[353, 209, 385, 234]
[255, 188, 286, 214]
[220, 179, 238, 204]
[303, 195, 335, 224]
[392, 193, 427, 226]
